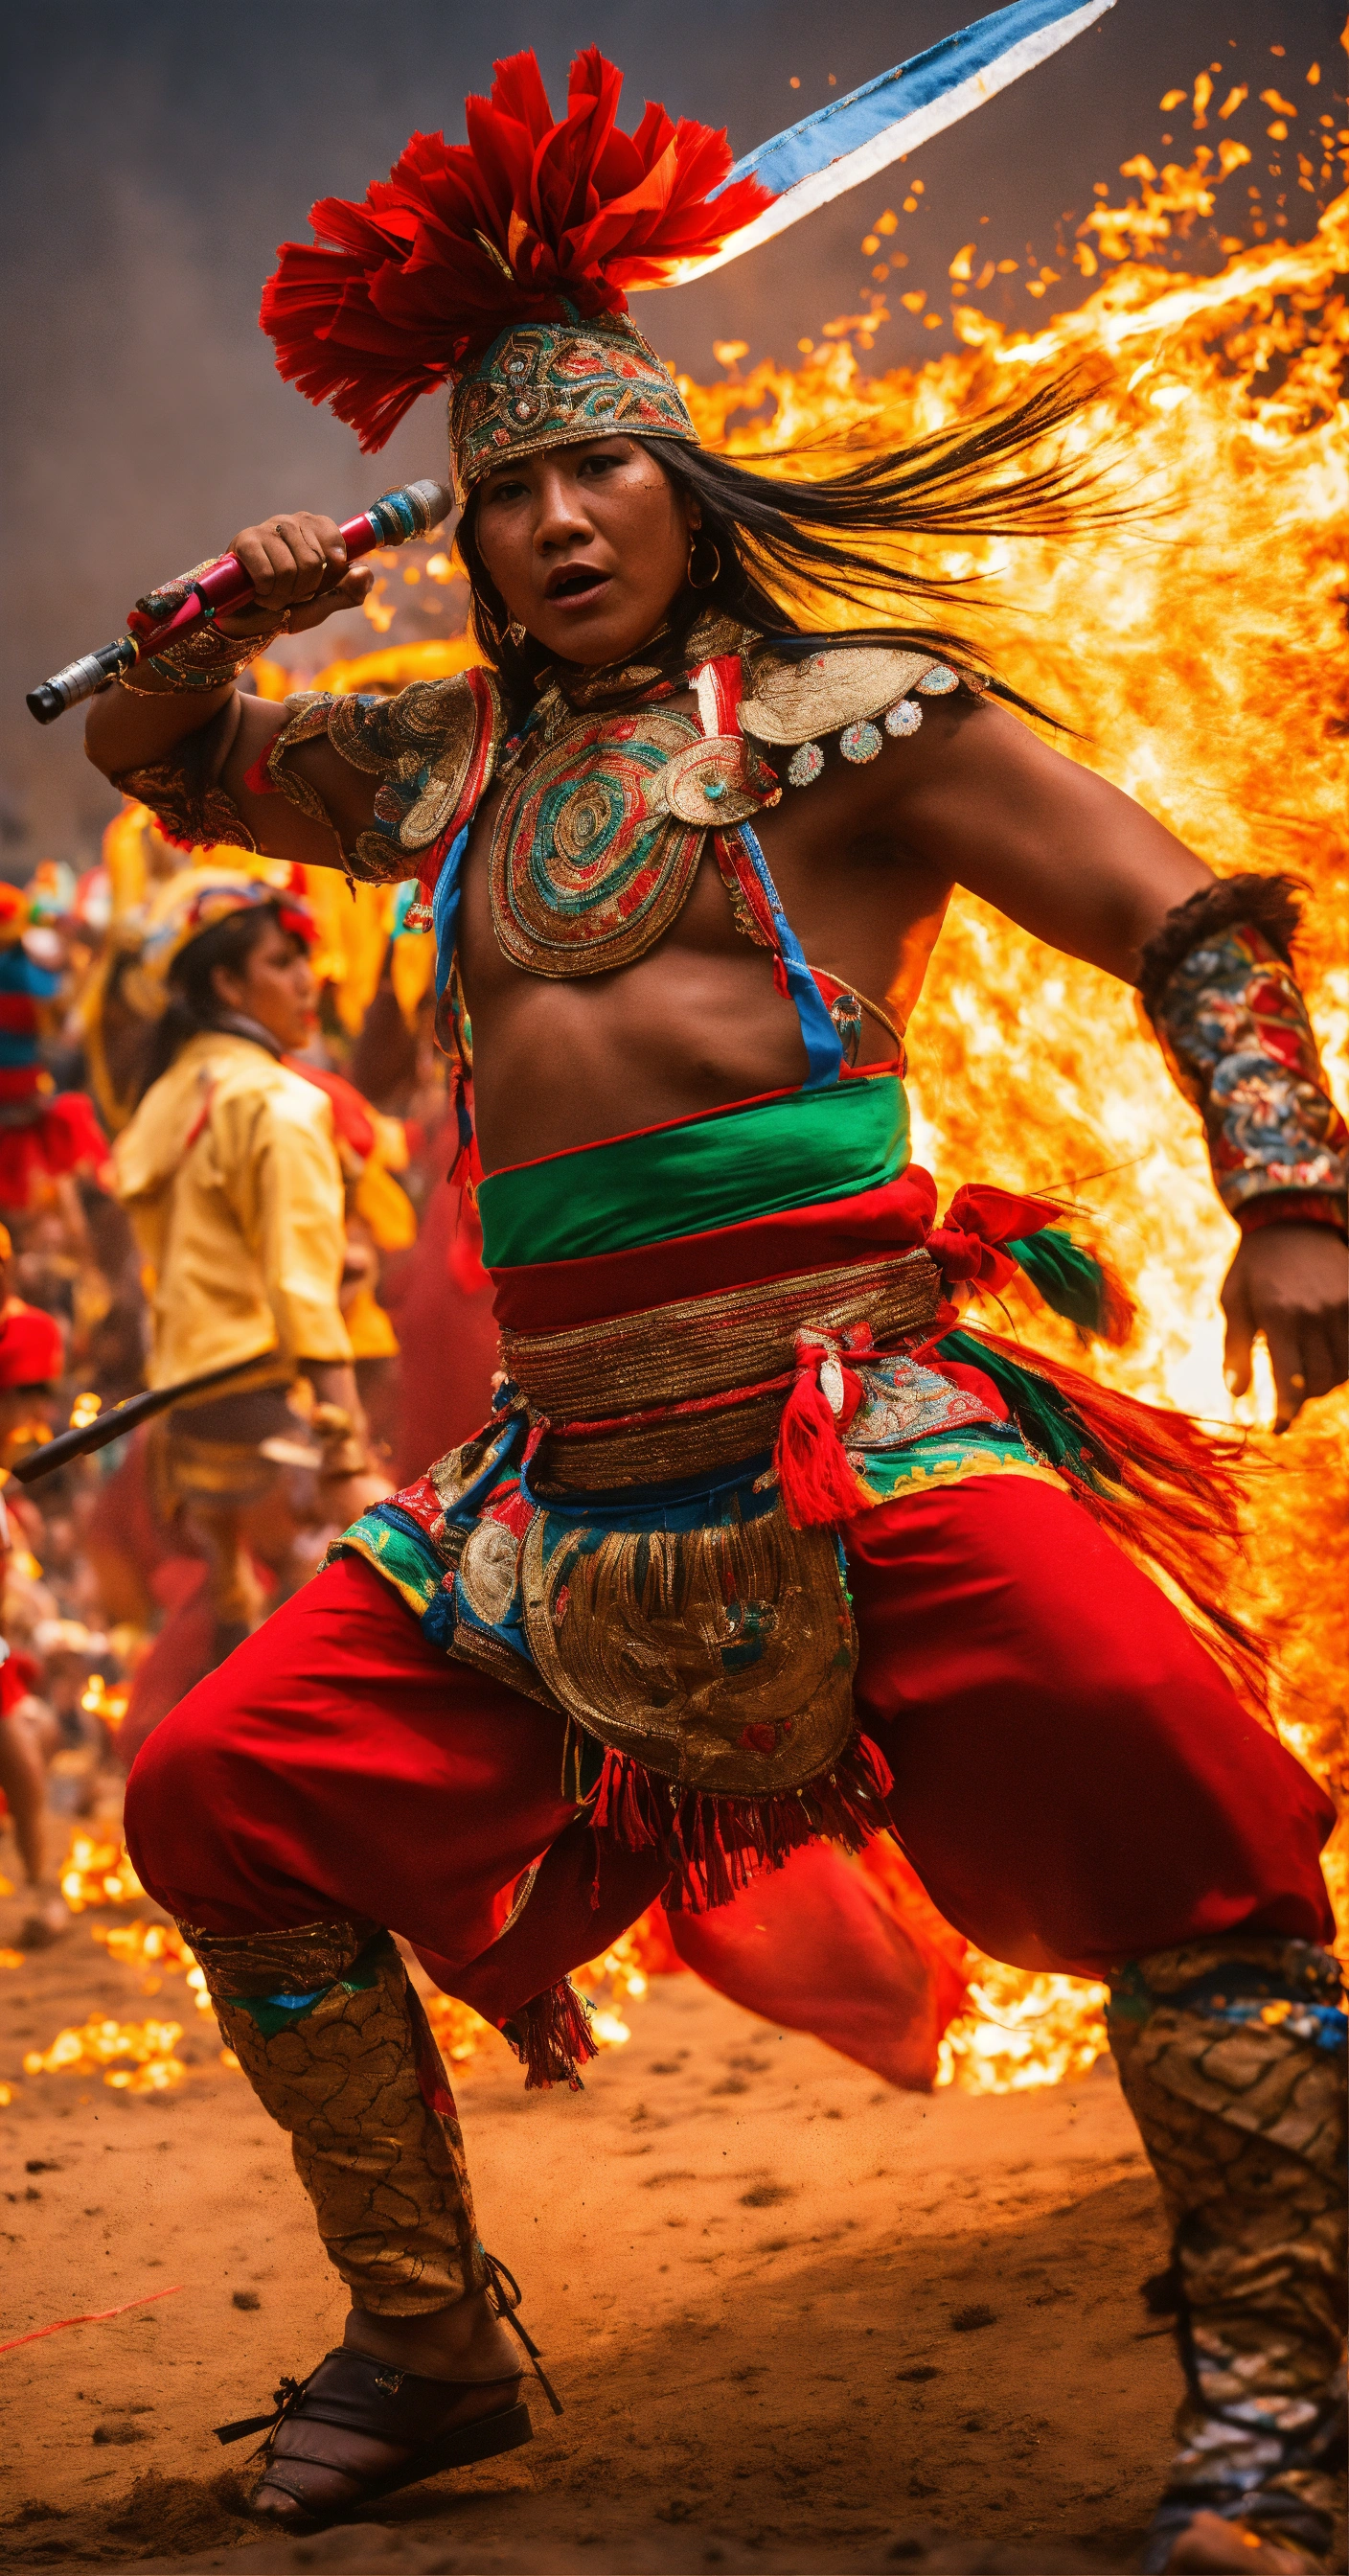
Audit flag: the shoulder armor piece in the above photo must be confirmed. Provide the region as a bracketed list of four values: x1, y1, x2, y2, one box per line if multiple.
[267, 667, 507, 884]
[739, 645, 947, 747]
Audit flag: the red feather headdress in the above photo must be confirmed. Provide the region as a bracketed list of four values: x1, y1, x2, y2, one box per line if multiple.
[261, 47, 775, 454]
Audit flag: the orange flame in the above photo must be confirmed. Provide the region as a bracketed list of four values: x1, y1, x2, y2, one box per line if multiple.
[421, 1926, 653, 2070]
[58, 1831, 145, 1913]
[22, 2013, 187, 2093]
[675, 181, 1348, 2085]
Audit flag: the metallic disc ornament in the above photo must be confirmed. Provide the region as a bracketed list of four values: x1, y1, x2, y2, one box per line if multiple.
[839, 719, 882, 764]
[787, 741, 825, 788]
[916, 664, 959, 695]
[740, 644, 941, 745]
[884, 698, 923, 738]
[663, 734, 781, 826]
[490, 707, 704, 976]
[455, 1515, 521, 1626]
[520, 1506, 858, 1796]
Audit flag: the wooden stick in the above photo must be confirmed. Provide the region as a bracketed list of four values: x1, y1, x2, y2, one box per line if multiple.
[10, 1354, 273, 1484]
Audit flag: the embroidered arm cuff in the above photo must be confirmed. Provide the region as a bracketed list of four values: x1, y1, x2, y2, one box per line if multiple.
[260, 667, 505, 886]
[110, 709, 257, 857]
[1139, 875, 1348, 1227]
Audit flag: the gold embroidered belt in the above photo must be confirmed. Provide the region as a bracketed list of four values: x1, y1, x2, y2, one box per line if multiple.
[500, 1245, 943, 1491]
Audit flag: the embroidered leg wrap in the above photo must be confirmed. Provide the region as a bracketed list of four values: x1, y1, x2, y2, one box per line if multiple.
[1109, 1939, 1347, 2570]
[186, 1918, 488, 2316]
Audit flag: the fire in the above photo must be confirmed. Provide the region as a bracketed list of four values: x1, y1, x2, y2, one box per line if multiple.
[80, 1674, 130, 1732]
[58, 1832, 144, 1913]
[90, 1916, 211, 2008]
[937, 1969, 1109, 2095]
[420, 1991, 493, 2066]
[674, 175, 1349, 2083]
[422, 1927, 653, 2069]
[23, 2014, 187, 2093]
[12, 1925, 215, 2099]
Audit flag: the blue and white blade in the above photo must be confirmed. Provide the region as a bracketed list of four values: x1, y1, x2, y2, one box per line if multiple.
[642, 0, 1119, 287]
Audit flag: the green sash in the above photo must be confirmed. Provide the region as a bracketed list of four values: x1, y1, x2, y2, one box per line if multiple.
[478, 1073, 910, 1271]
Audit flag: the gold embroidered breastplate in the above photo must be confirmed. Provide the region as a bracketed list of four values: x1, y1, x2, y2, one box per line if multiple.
[490, 702, 710, 977]
[486, 620, 963, 984]
[488, 612, 763, 978]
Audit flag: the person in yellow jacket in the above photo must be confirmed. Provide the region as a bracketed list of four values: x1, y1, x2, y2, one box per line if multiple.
[114, 873, 384, 1683]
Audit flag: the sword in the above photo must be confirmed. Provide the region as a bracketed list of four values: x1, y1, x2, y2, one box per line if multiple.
[25, 475, 452, 724]
[8, 1354, 280, 1483]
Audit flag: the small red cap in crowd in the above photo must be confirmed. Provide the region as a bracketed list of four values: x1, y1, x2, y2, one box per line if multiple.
[0, 1302, 64, 1390]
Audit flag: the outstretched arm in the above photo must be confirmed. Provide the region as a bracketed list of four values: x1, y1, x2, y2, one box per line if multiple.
[880, 692, 1209, 980]
[84, 511, 384, 870]
[879, 695, 1347, 1426]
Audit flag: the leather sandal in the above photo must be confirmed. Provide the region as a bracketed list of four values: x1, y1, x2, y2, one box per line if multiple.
[215, 2255, 560, 2530]
[217, 2347, 532, 2524]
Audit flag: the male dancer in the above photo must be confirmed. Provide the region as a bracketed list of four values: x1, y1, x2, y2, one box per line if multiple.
[86, 53, 1344, 2571]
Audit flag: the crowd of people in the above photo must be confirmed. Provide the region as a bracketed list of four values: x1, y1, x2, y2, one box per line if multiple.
[0, 786, 974, 2079]
[0, 786, 492, 1944]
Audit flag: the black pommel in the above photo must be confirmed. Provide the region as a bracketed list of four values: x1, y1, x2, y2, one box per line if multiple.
[25, 635, 137, 725]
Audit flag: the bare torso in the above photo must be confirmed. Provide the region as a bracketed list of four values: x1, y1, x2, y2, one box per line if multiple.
[451, 682, 948, 1168]
[231, 678, 1197, 1173]
[81, 571, 1347, 1423]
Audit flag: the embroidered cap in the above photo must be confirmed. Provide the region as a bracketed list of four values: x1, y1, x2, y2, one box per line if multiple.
[449, 313, 696, 499]
[138, 869, 315, 992]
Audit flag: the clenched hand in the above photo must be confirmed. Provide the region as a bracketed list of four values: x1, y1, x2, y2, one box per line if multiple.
[214, 511, 375, 637]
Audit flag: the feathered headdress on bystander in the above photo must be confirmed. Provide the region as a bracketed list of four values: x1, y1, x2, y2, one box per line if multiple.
[261, 48, 774, 454]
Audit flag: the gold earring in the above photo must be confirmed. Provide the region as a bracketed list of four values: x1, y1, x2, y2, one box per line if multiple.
[687, 532, 721, 591]
[475, 594, 506, 651]
[506, 620, 527, 648]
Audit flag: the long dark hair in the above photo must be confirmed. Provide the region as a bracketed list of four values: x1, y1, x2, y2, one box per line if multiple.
[136, 904, 290, 1101]
[455, 370, 1117, 720]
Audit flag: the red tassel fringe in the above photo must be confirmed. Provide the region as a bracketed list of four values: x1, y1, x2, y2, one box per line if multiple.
[591, 1730, 894, 1916]
[508, 1979, 600, 2092]
[774, 1356, 872, 1530]
[975, 1326, 1275, 1718]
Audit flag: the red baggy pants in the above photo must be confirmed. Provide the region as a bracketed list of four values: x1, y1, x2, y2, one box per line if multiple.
[125, 1478, 1334, 2012]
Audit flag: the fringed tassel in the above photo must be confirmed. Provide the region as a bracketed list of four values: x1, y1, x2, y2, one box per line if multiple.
[1006, 1225, 1136, 1347]
[775, 1343, 873, 1529]
[591, 1748, 668, 1850]
[591, 1734, 894, 1915]
[795, 1732, 896, 1854]
[505, 1979, 599, 2093]
[940, 1324, 1272, 1718]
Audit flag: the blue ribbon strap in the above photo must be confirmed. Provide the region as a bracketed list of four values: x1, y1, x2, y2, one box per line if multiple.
[432, 823, 470, 1000]
[735, 824, 845, 1091]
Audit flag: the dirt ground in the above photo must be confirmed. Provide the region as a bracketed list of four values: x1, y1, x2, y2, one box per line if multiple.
[0, 1874, 1184, 2576]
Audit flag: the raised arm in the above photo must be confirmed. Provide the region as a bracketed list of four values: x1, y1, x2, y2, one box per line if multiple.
[84, 511, 385, 870]
[879, 692, 1348, 1425]
[878, 691, 1209, 978]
